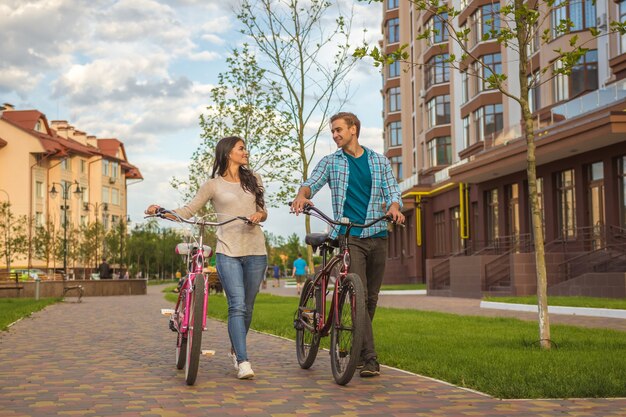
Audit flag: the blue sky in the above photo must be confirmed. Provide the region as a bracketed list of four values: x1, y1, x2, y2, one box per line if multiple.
[1, 0, 384, 240]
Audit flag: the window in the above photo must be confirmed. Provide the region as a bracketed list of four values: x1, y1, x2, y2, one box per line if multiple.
[391, 156, 403, 180]
[479, 53, 502, 91]
[461, 71, 468, 104]
[61, 158, 70, 171]
[112, 215, 120, 225]
[389, 121, 402, 146]
[486, 188, 499, 243]
[553, 50, 598, 102]
[450, 206, 462, 254]
[425, 54, 449, 89]
[528, 72, 541, 113]
[36, 181, 43, 198]
[102, 186, 110, 204]
[427, 13, 448, 44]
[619, 156, 626, 227]
[111, 188, 120, 206]
[387, 0, 399, 9]
[427, 136, 452, 167]
[388, 87, 401, 112]
[389, 60, 400, 78]
[35, 212, 43, 227]
[474, 104, 503, 142]
[551, 0, 595, 38]
[427, 95, 450, 128]
[102, 161, 109, 176]
[462, 116, 470, 148]
[80, 215, 87, 227]
[557, 169, 576, 239]
[387, 17, 399, 43]
[469, 3, 500, 47]
[506, 183, 520, 238]
[621, 1, 626, 53]
[570, 49, 598, 98]
[434, 211, 447, 256]
[111, 161, 119, 179]
[80, 160, 86, 174]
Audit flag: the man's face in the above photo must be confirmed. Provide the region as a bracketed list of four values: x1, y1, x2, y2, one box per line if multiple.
[330, 118, 357, 149]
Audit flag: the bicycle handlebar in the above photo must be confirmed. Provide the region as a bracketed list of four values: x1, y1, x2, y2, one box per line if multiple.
[145, 208, 260, 227]
[289, 202, 404, 229]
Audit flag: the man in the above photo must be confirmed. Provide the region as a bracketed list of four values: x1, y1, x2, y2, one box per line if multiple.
[98, 257, 112, 279]
[291, 253, 308, 295]
[291, 111, 404, 378]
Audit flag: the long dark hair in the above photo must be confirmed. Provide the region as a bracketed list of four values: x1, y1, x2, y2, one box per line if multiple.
[211, 136, 265, 210]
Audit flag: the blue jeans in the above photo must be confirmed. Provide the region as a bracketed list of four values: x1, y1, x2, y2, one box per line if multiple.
[215, 253, 267, 363]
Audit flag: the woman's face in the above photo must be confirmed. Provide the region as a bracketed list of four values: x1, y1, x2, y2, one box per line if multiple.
[228, 140, 249, 167]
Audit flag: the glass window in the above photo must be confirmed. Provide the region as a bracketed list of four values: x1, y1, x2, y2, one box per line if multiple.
[102, 161, 109, 176]
[425, 54, 449, 89]
[61, 158, 70, 171]
[111, 188, 120, 206]
[111, 161, 119, 179]
[619, 156, 626, 228]
[387, 0, 399, 9]
[557, 169, 576, 239]
[570, 49, 598, 98]
[620, 1, 626, 53]
[389, 60, 400, 78]
[427, 95, 450, 128]
[391, 156, 403, 180]
[80, 159, 86, 174]
[450, 206, 462, 254]
[434, 211, 447, 256]
[427, 136, 452, 167]
[528, 72, 541, 113]
[428, 13, 448, 44]
[462, 116, 470, 148]
[552, 0, 595, 38]
[102, 186, 110, 204]
[461, 71, 468, 103]
[387, 17, 399, 43]
[389, 87, 401, 112]
[35, 212, 43, 227]
[36, 181, 43, 198]
[469, 3, 500, 47]
[506, 183, 520, 238]
[474, 104, 503, 142]
[486, 188, 499, 243]
[480, 53, 502, 91]
[389, 121, 402, 146]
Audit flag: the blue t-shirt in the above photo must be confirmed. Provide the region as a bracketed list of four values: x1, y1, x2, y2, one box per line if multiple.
[342, 149, 371, 237]
[293, 258, 307, 275]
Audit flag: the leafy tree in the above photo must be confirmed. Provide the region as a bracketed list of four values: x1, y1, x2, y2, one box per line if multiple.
[355, 0, 626, 349]
[237, 0, 359, 267]
[0, 201, 28, 272]
[173, 44, 298, 208]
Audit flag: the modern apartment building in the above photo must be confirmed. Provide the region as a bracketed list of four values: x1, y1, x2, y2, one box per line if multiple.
[0, 103, 142, 273]
[381, 0, 626, 297]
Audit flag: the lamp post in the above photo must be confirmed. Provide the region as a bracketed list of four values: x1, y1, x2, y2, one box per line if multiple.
[0, 189, 10, 273]
[83, 202, 108, 269]
[49, 180, 83, 278]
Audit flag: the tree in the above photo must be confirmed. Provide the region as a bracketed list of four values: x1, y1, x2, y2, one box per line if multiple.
[0, 202, 28, 272]
[355, 0, 626, 349]
[237, 0, 359, 268]
[173, 44, 298, 208]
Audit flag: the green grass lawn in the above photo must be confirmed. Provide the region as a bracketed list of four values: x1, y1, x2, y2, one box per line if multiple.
[163, 288, 626, 399]
[0, 298, 60, 331]
[380, 283, 426, 291]
[484, 295, 626, 310]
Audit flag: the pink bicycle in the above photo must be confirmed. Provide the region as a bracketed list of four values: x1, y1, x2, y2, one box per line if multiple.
[149, 208, 254, 385]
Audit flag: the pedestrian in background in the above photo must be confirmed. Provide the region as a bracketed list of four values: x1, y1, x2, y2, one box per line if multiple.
[98, 257, 112, 279]
[292, 253, 308, 295]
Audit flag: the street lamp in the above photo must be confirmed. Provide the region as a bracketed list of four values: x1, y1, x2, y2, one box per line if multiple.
[83, 202, 108, 269]
[49, 180, 83, 278]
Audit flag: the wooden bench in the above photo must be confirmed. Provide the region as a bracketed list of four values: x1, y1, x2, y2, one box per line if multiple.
[0, 271, 24, 296]
[63, 283, 84, 302]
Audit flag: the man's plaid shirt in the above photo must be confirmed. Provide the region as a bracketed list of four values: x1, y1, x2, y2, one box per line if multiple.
[303, 146, 402, 239]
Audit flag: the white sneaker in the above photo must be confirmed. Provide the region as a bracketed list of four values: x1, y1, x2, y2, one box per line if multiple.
[227, 351, 238, 370]
[237, 361, 255, 379]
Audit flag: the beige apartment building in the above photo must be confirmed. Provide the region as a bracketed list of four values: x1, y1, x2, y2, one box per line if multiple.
[0, 103, 142, 275]
[380, 0, 626, 297]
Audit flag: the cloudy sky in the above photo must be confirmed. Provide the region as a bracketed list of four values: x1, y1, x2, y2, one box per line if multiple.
[1, 0, 384, 239]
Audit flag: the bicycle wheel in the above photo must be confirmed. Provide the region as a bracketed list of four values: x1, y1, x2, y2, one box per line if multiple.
[295, 278, 321, 369]
[185, 277, 205, 385]
[174, 292, 187, 370]
[330, 273, 366, 385]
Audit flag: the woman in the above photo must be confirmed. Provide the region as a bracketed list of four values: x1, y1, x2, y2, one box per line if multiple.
[146, 136, 267, 379]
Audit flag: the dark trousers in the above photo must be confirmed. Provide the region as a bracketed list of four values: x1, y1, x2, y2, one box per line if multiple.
[347, 235, 388, 361]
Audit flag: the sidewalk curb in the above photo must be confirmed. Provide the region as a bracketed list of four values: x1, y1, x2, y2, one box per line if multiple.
[480, 301, 626, 319]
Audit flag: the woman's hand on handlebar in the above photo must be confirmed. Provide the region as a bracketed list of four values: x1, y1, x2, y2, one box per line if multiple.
[247, 211, 266, 224]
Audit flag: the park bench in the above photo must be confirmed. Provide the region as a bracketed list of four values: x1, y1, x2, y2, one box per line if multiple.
[207, 272, 223, 294]
[0, 271, 24, 296]
[61, 273, 84, 302]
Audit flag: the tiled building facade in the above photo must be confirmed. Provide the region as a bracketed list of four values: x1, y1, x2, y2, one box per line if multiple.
[380, 0, 626, 297]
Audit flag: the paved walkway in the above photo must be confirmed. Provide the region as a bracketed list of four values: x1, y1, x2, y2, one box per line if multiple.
[0, 286, 624, 417]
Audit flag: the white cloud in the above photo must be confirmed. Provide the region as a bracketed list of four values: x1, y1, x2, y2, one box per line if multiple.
[188, 51, 221, 61]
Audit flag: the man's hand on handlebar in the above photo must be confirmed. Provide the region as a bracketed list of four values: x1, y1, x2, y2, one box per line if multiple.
[144, 204, 161, 216]
[290, 195, 314, 215]
[386, 203, 405, 225]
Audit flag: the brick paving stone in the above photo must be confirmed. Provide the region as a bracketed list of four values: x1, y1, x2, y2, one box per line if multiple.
[0, 285, 625, 417]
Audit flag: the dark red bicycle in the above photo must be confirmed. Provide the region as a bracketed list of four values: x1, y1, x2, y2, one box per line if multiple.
[291, 203, 398, 385]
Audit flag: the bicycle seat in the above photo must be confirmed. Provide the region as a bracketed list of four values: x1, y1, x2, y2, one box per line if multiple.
[175, 242, 213, 257]
[305, 233, 339, 253]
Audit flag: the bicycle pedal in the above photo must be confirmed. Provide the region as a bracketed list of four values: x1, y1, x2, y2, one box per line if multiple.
[202, 350, 215, 356]
[161, 308, 175, 316]
[169, 320, 178, 332]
